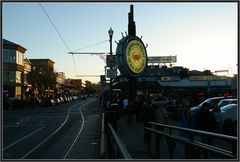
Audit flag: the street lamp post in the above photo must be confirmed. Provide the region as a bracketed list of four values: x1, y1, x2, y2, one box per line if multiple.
[108, 27, 114, 100]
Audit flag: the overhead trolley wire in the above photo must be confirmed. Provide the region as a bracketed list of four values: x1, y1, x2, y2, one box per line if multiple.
[38, 3, 78, 74]
[71, 39, 109, 52]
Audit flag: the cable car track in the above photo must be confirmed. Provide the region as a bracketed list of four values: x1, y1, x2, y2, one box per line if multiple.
[4, 100, 95, 159]
[63, 106, 85, 159]
[16, 100, 91, 159]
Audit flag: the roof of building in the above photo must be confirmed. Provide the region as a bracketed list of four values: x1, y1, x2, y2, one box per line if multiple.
[29, 59, 55, 64]
[24, 58, 32, 65]
[3, 39, 27, 53]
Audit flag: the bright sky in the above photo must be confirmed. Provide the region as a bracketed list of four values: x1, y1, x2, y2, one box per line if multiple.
[3, 2, 238, 83]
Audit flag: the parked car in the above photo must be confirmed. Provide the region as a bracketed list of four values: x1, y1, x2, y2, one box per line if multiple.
[152, 96, 169, 105]
[63, 96, 69, 102]
[191, 97, 225, 114]
[218, 99, 237, 108]
[50, 99, 56, 106]
[54, 98, 61, 105]
[59, 97, 65, 103]
[220, 104, 237, 135]
[44, 98, 56, 106]
[221, 104, 237, 122]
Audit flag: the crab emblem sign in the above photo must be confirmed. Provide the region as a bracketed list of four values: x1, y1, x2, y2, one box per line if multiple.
[126, 40, 146, 74]
[116, 36, 147, 77]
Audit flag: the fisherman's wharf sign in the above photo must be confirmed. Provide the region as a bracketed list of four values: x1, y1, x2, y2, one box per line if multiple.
[116, 36, 147, 77]
[126, 40, 146, 74]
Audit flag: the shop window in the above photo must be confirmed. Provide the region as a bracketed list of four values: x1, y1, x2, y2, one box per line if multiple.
[3, 71, 16, 82]
[16, 71, 22, 83]
[16, 51, 24, 65]
[3, 71, 9, 82]
[9, 71, 16, 82]
[15, 86, 21, 97]
[15, 86, 21, 99]
[9, 50, 16, 63]
[3, 49, 16, 63]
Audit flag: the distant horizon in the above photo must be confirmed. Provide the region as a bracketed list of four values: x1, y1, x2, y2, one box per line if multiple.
[3, 2, 238, 83]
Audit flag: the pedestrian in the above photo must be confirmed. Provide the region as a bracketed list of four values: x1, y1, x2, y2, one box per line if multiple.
[154, 103, 176, 158]
[135, 95, 140, 122]
[154, 103, 168, 126]
[211, 105, 223, 133]
[180, 108, 195, 159]
[136, 95, 144, 122]
[127, 99, 135, 124]
[106, 100, 111, 110]
[142, 96, 155, 151]
[222, 119, 237, 156]
[122, 97, 128, 115]
[195, 102, 216, 158]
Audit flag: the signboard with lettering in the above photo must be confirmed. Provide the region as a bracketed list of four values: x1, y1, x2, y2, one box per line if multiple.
[116, 36, 147, 77]
[106, 69, 117, 78]
[189, 76, 227, 81]
[148, 56, 177, 64]
[161, 76, 180, 81]
[106, 55, 116, 67]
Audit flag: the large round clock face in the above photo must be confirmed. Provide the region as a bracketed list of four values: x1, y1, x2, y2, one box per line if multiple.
[126, 40, 147, 74]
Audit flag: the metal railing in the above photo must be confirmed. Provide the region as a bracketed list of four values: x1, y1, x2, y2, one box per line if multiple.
[145, 122, 238, 159]
[103, 109, 132, 159]
[105, 123, 132, 159]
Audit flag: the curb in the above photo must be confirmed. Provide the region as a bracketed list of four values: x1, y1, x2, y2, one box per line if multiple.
[100, 113, 105, 158]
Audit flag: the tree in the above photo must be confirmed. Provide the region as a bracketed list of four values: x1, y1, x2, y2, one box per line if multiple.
[180, 68, 190, 79]
[203, 70, 213, 76]
[28, 65, 56, 98]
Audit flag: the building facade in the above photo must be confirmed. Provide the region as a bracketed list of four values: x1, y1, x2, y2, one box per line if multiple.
[63, 79, 83, 96]
[55, 72, 65, 96]
[23, 58, 32, 100]
[113, 65, 235, 105]
[28, 59, 55, 99]
[3, 39, 27, 99]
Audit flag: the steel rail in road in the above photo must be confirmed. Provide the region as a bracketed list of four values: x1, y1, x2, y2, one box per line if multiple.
[3, 100, 82, 156]
[62, 102, 87, 159]
[3, 127, 45, 151]
[20, 100, 91, 159]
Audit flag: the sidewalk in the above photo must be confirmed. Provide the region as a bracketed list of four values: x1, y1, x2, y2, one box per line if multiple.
[116, 114, 151, 159]
[116, 114, 186, 159]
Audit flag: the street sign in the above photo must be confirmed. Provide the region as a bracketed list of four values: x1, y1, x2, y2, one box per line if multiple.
[148, 56, 177, 64]
[189, 76, 227, 81]
[161, 76, 180, 81]
[106, 55, 116, 67]
[106, 69, 117, 78]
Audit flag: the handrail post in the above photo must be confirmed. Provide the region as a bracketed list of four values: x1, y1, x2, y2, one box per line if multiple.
[147, 122, 238, 159]
[167, 127, 175, 159]
[155, 124, 160, 158]
[107, 123, 132, 159]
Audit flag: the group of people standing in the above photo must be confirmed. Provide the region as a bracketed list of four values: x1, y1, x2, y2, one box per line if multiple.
[105, 92, 236, 159]
[180, 102, 237, 159]
[122, 94, 145, 124]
